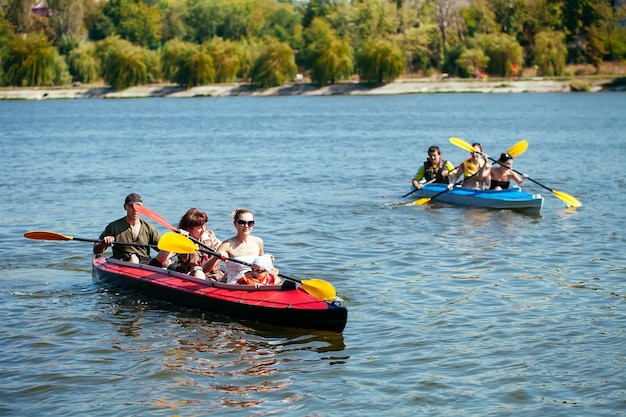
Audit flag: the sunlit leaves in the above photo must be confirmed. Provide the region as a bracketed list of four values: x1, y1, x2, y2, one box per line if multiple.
[162, 38, 215, 88]
[534, 29, 567, 75]
[304, 18, 353, 86]
[97, 36, 148, 90]
[474, 33, 523, 76]
[456, 47, 489, 77]
[356, 38, 405, 84]
[67, 41, 98, 83]
[249, 37, 296, 88]
[3, 33, 56, 86]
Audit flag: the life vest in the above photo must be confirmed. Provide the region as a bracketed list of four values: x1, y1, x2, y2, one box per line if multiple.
[237, 273, 278, 286]
[462, 158, 485, 178]
[423, 159, 451, 184]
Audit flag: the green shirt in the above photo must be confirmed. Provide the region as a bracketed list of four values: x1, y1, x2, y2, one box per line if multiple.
[98, 217, 160, 260]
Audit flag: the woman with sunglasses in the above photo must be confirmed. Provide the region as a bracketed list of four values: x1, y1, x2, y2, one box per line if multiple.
[205, 208, 264, 284]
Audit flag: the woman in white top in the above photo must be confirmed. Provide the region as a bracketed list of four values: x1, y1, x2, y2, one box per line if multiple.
[206, 208, 264, 284]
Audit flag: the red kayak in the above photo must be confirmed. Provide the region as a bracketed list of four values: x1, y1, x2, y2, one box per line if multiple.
[92, 257, 347, 332]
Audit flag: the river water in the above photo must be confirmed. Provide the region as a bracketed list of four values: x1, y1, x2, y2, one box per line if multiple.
[1, 93, 625, 416]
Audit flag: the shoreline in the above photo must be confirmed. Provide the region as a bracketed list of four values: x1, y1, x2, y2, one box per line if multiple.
[1, 77, 622, 100]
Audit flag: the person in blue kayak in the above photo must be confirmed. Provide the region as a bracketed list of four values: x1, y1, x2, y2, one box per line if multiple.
[411, 145, 457, 190]
[448, 143, 491, 190]
[93, 193, 160, 264]
[489, 153, 528, 190]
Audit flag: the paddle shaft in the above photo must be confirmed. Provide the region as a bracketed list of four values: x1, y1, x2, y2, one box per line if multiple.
[416, 166, 483, 204]
[23, 232, 156, 248]
[402, 178, 437, 198]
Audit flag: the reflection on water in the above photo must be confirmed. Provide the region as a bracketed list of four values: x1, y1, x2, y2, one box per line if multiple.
[90, 288, 349, 411]
[1, 94, 625, 416]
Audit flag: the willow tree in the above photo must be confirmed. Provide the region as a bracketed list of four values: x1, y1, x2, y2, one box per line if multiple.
[162, 39, 214, 88]
[456, 47, 489, 77]
[304, 18, 353, 86]
[66, 41, 98, 83]
[249, 37, 296, 88]
[474, 33, 523, 76]
[534, 29, 567, 76]
[2, 33, 57, 86]
[356, 38, 405, 84]
[203, 37, 243, 83]
[98, 37, 149, 90]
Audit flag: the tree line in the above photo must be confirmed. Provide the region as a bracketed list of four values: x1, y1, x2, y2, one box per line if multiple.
[1, 0, 625, 90]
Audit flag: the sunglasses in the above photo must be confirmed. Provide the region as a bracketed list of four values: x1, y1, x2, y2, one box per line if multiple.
[251, 268, 266, 274]
[237, 220, 255, 226]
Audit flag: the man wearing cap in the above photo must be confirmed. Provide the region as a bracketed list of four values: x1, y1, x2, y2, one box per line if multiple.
[93, 193, 160, 264]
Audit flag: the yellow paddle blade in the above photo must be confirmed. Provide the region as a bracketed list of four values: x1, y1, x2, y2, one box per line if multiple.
[449, 137, 475, 153]
[413, 197, 431, 206]
[301, 279, 337, 301]
[158, 231, 198, 253]
[553, 190, 582, 207]
[507, 140, 528, 158]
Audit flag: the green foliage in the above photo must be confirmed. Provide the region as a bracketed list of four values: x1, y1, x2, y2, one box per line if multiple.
[456, 47, 490, 77]
[304, 18, 353, 86]
[162, 39, 214, 88]
[356, 38, 405, 84]
[5, 0, 31, 34]
[52, 49, 72, 84]
[2, 33, 56, 86]
[56, 34, 80, 56]
[183, 0, 224, 43]
[160, 0, 188, 42]
[67, 41, 98, 83]
[474, 33, 524, 76]
[47, 0, 84, 40]
[597, 0, 626, 60]
[203, 37, 243, 83]
[144, 48, 162, 83]
[237, 37, 262, 79]
[161, 38, 195, 81]
[570, 79, 591, 91]
[85, 2, 116, 41]
[1, 0, 625, 86]
[249, 37, 296, 88]
[352, 0, 398, 42]
[534, 29, 567, 75]
[461, 0, 499, 37]
[97, 36, 149, 90]
[397, 24, 439, 75]
[116, 0, 163, 49]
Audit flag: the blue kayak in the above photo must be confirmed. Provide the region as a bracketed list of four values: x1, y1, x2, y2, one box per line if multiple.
[410, 183, 544, 213]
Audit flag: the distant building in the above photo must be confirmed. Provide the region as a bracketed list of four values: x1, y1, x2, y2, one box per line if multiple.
[31, 1, 55, 17]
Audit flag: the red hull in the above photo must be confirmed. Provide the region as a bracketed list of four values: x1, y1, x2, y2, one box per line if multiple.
[92, 257, 347, 332]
